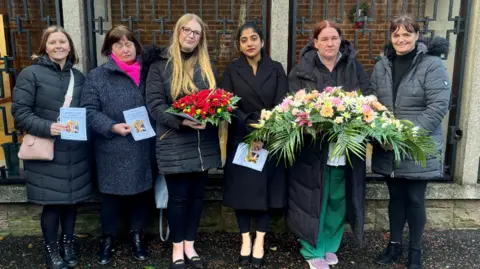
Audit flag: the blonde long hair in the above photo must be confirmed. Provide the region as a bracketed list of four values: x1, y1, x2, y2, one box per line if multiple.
[168, 14, 216, 100]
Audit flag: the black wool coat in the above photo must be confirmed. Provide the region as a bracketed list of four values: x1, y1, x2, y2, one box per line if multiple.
[221, 53, 288, 211]
[81, 57, 154, 195]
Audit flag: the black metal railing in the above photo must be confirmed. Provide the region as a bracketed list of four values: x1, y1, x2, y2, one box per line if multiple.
[86, 0, 269, 71]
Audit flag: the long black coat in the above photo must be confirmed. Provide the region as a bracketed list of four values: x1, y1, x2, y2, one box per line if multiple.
[11, 56, 92, 205]
[287, 40, 371, 247]
[145, 47, 221, 175]
[81, 57, 154, 195]
[221, 54, 288, 211]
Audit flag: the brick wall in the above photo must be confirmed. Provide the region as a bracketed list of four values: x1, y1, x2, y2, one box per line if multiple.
[6, 0, 59, 72]
[110, 0, 266, 76]
[294, 0, 426, 71]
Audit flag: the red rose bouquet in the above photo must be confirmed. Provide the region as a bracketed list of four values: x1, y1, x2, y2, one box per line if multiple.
[167, 89, 240, 126]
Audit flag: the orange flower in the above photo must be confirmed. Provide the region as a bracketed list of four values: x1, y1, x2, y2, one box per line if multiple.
[363, 111, 375, 123]
[337, 104, 345, 112]
[372, 101, 387, 111]
[320, 106, 334, 118]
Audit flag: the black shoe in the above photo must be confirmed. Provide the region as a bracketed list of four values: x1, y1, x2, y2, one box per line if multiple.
[375, 242, 403, 265]
[59, 234, 78, 268]
[251, 256, 265, 268]
[238, 254, 251, 266]
[97, 234, 116, 265]
[45, 242, 68, 269]
[131, 229, 147, 261]
[171, 259, 186, 269]
[408, 248, 422, 269]
[251, 242, 265, 268]
[185, 255, 204, 269]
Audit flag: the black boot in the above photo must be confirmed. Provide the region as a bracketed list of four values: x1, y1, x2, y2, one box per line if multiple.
[375, 242, 403, 265]
[97, 234, 116, 265]
[59, 234, 78, 268]
[131, 229, 147, 261]
[408, 248, 422, 269]
[45, 242, 68, 269]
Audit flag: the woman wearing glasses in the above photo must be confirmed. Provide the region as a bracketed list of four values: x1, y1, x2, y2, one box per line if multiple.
[81, 25, 154, 265]
[146, 14, 220, 269]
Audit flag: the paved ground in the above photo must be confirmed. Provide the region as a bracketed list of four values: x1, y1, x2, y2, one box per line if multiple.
[0, 230, 479, 269]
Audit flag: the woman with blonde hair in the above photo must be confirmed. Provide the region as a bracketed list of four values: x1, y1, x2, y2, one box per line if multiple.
[146, 13, 220, 269]
[12, 25, 92, 269]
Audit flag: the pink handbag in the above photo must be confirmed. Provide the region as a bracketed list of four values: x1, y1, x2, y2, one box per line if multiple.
[17, 134, 55, 161]
[17, 70, 75, 161]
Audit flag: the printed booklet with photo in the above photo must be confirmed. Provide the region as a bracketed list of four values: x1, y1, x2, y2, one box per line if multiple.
[60, 107, 87, 141]
[123, 106, 156, 141]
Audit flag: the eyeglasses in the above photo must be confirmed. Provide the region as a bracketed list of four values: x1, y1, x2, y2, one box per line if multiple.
[112, 41, 134, 50]
[182, 27, 202, 39]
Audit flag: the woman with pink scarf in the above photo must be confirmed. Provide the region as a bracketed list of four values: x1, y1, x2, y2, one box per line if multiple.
[80, 25, 155, 265]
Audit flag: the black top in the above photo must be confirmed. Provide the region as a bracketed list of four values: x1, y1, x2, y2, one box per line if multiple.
[182, 51, 194, 60]
[392, 47, 417, 102]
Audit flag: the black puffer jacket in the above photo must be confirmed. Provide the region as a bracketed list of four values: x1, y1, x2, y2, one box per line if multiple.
[144, 46, 221, 175]
[287, 40, 371, 247]
[11, 56, 92, 204]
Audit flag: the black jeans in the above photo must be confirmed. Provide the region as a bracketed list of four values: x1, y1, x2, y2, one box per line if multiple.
[100, 190, 151, 235]
[41, 205, 77, 243]
[165, 172, 208, 243]
[386, 178, 428, 250]
[235, 210, 271, 234]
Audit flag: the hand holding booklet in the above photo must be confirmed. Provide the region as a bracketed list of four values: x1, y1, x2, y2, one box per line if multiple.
[123, 106, 156, 141]
[232, 143, 269, 172]
[60, 107, 87, 141]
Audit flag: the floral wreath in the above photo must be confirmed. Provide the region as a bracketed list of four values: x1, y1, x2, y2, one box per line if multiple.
[348, 2, 371, 23]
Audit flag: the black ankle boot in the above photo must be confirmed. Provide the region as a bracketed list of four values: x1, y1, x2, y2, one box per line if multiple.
[375, 242, 403, 265]
[45, 242, 68, 269]
[408, 248, 422, 269]
[131, 229, 147, 261]
[97, 234, 116, 265]
[59, 234, 77, 268]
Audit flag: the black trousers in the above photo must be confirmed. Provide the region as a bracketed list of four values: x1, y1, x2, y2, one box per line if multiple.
[165, 172, 208, 243]
[235, 210, 271, 234]
[386, 178, 428, 250]
[41, 205, 77, 243]
[100, 190, 151, 235]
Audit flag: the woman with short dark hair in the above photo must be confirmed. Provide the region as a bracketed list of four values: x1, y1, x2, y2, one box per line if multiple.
[371, 15, 451, 269]
[80, 25, 154, 265]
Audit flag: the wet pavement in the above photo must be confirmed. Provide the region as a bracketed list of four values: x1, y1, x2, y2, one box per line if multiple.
[0, 230, 479, 269]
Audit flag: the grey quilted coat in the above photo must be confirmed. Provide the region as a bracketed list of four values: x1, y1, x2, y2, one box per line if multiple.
[371, 37, 451, 180]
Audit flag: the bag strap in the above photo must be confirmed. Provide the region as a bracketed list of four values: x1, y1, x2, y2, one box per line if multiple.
[159, 209, 170, 241]
[62, 69, 75, 108]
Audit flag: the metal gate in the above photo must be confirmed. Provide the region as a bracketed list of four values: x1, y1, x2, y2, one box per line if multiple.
[288, 0, 472, 181]
[0, 0, 63, 181]
[85, 0, 269, 74]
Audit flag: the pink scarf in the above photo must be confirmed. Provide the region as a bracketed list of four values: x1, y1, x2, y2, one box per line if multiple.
[111, 53, 141, 86]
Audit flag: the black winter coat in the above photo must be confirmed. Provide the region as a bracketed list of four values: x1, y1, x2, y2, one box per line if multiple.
[11, 56, 92, 205]
[81, 57, 153, 195]
[222, 53, 288, 211]
[145, 47, 221, 175]
[287, 40, 371, 247]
